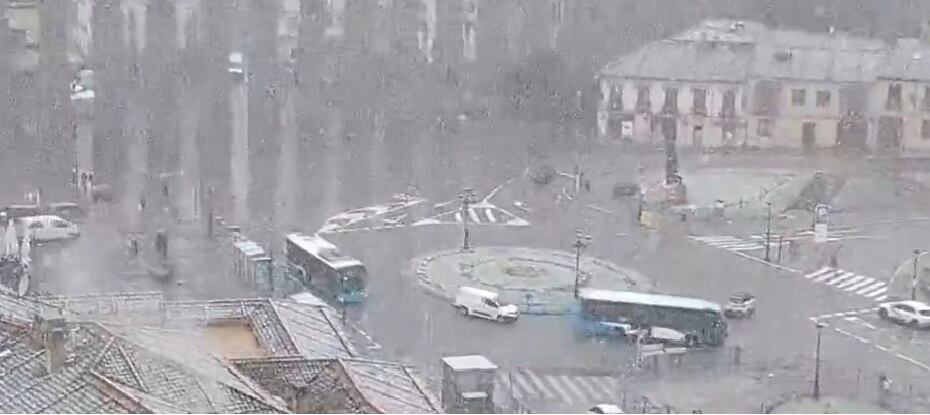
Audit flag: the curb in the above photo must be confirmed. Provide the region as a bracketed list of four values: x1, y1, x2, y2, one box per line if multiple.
[412, 247, 649, 316]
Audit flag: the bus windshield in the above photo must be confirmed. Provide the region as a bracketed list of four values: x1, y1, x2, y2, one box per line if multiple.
[339, 265, 367, 291]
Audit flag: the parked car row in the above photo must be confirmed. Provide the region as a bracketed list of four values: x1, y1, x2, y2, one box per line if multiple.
[1, 202, 86, 224]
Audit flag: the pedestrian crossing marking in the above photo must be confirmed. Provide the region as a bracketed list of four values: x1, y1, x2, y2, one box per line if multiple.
[803, 267, 890, 302]
[825, 272, 856, 286]
[857, 282, 885, 295]
[836, 275, 866, 289]
[454, 211, 462, 222]
[485, 208, 497, 223]
[498, 369, 623, 407]
[468, 208, 480, 223]
[845, 277, 875, 292]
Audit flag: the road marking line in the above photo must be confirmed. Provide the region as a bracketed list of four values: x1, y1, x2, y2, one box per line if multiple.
[512, 371, 535, 397]
[875, 295, 889, 302]
[469, 208, 480, 223]
[863, 287, 889, 298]
[875, 345, 889, 352]
[574, 376, 612, 399]
[555, 375, 588, 403]
[692, 236, 740, 242]
[541, 375, 574, 403]
[485, 208, 497, 223]
[812, 269, 842, 283]
[825, 272, 856, 286]
[895, 354, 930, 371]
[805, 267, 833, 280]
[454, 211, 463, 223]
[835, 328, 853, 336]
[856, 282, 886, 295]
[524, 370, 556, 398]
[845, 277, 876, 292]
[836, 275, 866, 289]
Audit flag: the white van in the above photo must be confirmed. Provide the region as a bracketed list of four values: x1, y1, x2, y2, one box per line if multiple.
[453, 286, 520, 323]
[15, 215, 81, 243]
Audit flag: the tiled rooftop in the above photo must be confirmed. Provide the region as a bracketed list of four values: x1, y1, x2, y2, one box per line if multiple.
[233, 356, 443, 414]
[0, 320, 288, 413]
[0, 291, 414, 413]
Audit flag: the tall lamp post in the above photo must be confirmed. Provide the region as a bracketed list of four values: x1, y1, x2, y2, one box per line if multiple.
[912, 249, 926, 300]
[573, 229, 592, 298]
[340, 274, 348, 325]
[459, 187, 477, 250]
[764, 202, 773, 262]
[813, 320, 824, 400]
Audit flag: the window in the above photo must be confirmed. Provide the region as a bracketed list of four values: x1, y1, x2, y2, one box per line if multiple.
[816, 91, 831, 107]
[551, 0, 564, 23]
[635, 85, 651, 112]
[28, 221, 43, 229]
[757, 119, 772, 137]
[791, 89, 806, 106]
[923, 120, 930, 140]
[662, 87, 678, 113]
[692, 88, 707, 114]
[924, 87, 930, 111]
[53, 220, 70, 228]
[722, 91, 737, 116]
[887, 84, 902, 110]
[483, 298, 498, 308]
[610, 86, 623, 111]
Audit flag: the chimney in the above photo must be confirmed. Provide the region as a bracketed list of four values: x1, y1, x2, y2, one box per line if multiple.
[45, 326, 67, 373]
[30, 315, 67, 373]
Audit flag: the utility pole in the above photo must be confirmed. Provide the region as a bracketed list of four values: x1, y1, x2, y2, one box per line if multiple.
[764, 202, 773, 262]
[573, 229, 592, 298]
[341, 274, 347, 325]
[459, 187, 477, 250]
[813, 321, 824, 400]
[913, 249, 924, 300]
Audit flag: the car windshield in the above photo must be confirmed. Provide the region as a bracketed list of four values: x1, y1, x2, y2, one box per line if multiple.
[920, 310, 930, 317]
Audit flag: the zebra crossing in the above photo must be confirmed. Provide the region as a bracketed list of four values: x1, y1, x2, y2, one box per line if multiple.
[747, 227, 863, 243]
[413, 203, 529, 227]
[803, 266, 889, 302]
[689, 235, 784, 252]
[497, 368, 621, 408]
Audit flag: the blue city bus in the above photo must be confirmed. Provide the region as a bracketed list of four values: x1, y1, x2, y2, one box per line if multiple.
[574, 288, 727, 347]
[284, 233, 368, 304]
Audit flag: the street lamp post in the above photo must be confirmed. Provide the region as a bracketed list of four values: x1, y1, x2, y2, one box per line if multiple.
[764, 202, 773, 262]
[813, 321, 824, 400]
[573, 229, 592, 298]
[913, 249, 924, 301]
[459, 187, 477, 250]
[341, 274, 348, 325]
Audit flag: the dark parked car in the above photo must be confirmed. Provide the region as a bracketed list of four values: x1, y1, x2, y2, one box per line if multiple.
[613, 182, 641, 198]
[0, 204, 42, 222]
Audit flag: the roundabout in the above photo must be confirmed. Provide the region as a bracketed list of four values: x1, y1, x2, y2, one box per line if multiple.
[413, 246, 653, 315]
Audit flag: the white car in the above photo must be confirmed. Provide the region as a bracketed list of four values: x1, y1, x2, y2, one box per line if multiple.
[453, 286, 520, 323]
[15, 215, 80, 243]
[589, 404, 624, 414]
[877, 300, 930, 328]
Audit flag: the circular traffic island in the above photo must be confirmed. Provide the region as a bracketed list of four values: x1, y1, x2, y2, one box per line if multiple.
[413, 246, 653, 315]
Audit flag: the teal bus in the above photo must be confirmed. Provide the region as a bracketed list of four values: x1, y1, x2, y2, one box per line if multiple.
[284, 233, 368, 304]
[574, 288, 727, 347]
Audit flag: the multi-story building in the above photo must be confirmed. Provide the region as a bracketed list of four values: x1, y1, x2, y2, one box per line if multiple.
[748, 31, 884, 151]
[597, 19, 930, 154]
[596, 20, 756, 150]
[872, 39, 930, 153]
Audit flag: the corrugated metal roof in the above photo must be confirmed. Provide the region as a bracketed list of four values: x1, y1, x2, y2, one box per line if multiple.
[268, 299, 356, 359]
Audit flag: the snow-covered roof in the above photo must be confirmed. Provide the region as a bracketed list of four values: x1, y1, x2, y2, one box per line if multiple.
[579, 288, 722, 313]
[441, 355, 498, 371]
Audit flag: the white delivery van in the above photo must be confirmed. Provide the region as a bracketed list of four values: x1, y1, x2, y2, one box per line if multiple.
[15, 215, 81, 243]
[453, 286, 520, 323]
